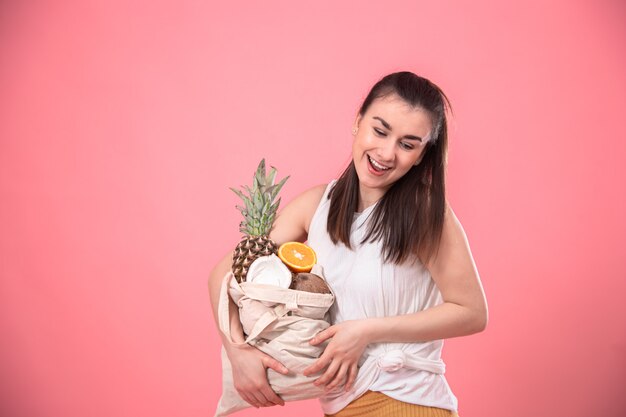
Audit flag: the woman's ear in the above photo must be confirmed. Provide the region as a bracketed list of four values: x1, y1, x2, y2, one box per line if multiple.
[352, 113, 362, 135]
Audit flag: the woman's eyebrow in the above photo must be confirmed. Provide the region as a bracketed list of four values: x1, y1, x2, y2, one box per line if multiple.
[373, 116, 423, 141]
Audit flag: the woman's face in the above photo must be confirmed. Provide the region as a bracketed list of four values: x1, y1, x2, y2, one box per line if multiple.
[352, 93, 433, 201]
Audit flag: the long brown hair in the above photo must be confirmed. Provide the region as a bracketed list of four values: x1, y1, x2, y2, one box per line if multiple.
[327, 71, 452, 266]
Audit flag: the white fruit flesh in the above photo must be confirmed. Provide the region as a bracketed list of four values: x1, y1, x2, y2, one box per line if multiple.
[246, 254, 292, 288]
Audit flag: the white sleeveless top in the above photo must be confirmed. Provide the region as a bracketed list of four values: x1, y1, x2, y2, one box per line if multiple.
[307, 180, 459, 414]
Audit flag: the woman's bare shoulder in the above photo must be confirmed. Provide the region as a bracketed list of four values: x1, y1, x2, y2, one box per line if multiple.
[289, 183, 329, 234]
[269, 182, 330, 245]
[300, 182, 329, 205]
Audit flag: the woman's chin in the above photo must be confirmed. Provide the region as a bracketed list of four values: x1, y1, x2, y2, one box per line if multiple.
[358, 176, 392, 191]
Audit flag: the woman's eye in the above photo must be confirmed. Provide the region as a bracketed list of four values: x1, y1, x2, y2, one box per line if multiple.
[374, 128, 386, 136]
[400, 142, 414, 150]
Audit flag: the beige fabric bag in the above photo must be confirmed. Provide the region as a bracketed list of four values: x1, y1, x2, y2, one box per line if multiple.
[214, 264, 339, 417]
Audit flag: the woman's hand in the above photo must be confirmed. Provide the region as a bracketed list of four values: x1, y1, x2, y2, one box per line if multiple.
[226, 342, 289, 408]
[302, 319, 371, 393]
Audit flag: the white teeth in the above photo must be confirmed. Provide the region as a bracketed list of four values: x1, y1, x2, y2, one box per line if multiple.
[368, 155, 390, 170]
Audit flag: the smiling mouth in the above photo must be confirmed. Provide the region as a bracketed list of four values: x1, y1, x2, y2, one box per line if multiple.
[367, 155, 391, 171]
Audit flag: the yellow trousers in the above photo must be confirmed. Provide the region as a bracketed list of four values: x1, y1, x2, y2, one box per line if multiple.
[324, 390, 460, 417]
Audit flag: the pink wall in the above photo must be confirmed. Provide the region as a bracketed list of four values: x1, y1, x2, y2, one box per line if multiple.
[1, 1, 625, 416]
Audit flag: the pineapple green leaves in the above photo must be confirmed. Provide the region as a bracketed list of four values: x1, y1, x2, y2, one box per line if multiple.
[230, 159, 288, 282]
[229, 158, 290, 237]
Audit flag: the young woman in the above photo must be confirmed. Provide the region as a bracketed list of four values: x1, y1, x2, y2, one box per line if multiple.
[209, 71, 488, 417]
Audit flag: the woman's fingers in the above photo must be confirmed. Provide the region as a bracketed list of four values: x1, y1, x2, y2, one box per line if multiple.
[231, 346, 286, 408]
[238, 385, 282, 408]
[262, 355, 289, 375]
[314, 358, 340, 387]
[303, 353, 332, 376]
[239, 391, 261, 408]
[344, 364, 358, 392]
[309, 325, 336, 346]
[260, 384, 285, 406]
[259, 354, 286, 406]
[250, 390, 268, 408]
[325, 362, 348, 392]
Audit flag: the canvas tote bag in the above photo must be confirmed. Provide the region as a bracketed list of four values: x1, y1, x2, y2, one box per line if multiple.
[214, 264, 341, 416]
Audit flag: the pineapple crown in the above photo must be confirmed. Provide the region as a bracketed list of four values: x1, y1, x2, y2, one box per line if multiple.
[229, 158, 290, 237]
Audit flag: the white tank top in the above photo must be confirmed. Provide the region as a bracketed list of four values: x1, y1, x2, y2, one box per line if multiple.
[307, 180, 459, 414]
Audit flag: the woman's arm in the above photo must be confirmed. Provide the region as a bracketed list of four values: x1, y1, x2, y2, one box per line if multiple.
[208, 183, 327, 407]
[303, 203, 488, 391]
[367, 203, 488, 341]
[208, 251, 289, 408]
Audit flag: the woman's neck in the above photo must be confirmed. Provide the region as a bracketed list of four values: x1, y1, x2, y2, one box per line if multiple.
[357, 185, 387, 212]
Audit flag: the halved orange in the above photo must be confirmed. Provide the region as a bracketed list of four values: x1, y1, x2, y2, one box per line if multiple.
[278, 242, 317, 273]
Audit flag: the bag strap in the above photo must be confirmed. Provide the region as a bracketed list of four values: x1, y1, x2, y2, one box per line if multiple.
[218, 271, 292, 346]
[217, 271, 247, 348]
[242, 304, 290, 344]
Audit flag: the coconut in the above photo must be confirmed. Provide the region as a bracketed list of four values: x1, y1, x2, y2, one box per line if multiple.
[289, 272, 331, 294]
[246, 254, 292, 288]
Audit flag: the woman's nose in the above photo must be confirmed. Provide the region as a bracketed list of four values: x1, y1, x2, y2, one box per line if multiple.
[375, 139, 396, 163]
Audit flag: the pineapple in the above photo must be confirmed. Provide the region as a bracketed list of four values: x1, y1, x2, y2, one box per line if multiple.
[230, 159, 289, 283]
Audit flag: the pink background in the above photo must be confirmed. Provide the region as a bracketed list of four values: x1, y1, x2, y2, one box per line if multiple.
[1, 1, 625, 416]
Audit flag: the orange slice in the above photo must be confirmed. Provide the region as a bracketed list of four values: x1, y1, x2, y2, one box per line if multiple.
[278, 242, 317, 273]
